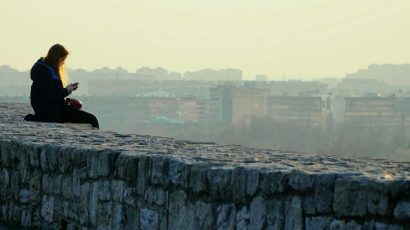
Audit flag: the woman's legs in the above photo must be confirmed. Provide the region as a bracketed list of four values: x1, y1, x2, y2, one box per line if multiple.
[60, 107, 100, 128]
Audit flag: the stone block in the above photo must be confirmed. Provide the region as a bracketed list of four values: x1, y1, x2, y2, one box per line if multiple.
[124, 204, 139, 230]
[375, 222, 388, 230]
[208, 167, 233, 200]
[305, 216, 331, 230]
[329, 219, 345, 230]
[375, 222, 404, 230]
[169, 194, 215, 229]
[58, 147, 73, 173]
[289, 170, 315, 192]
[236, 206, 250, 230]
[111, 180, 125, 203]
[6, 142, 17, 168]
[216, 203, 236, 230]
[40, 147, 48, 171]
[29, 145, 41, 168]
[169, 158, 190, 187]
[192, 201, 214, 230]
[250, 196, 266, 230]
[314, 174, 336, 214]
[285, 196, 302, 230]
[72, 168, 81, 198]
[19, 189, 32, 204]
[41, 195, 54, 223]
[47, 146, 61, 172]
[87, 151, 99, 179]
[259, 170, 289, 195]
[302, 195, 315, 215]
[144, 187, 168, 206]
[150, 156, 169, 185]
[364, 220, 375, 229]
[115, 154, 138, 184]
[18, 161, 29, 184]
[80, 182, 91, 225]
[71, 148, 87, 169]
[0, 141, 11, 167]
[29, 170, 42, 191]
[124, 187, 136, 206]
[394, 199, 410, 220]
[21, 208, 32, 227]
[266, 200, 284, 230]
[62, 201, 70, 218]
[112, 204, 123, 230]
[42, 174, 61, 196]
[333, 177, 367, 217]
[367, 180, 390, 216]
[188, 164, 208, 194]
[11, 171, 21, 200]
[246, 168, 260, 196]
[89, 181, 99, 226]
[169, 190, 188, 230]
[97, 202, 113, 227]
[389, 180, 410, 199]
[98, 150, 118, 177]
[7, 203, 15, 222]
[62, 175, 73, 199]
[67, 223, 78, 230]
[65, 202, 79, 221]
[231, 167, 247, 202]
[32, 208, 41, 226]
[1, 169, 10, 199]
[137, 156, 150, 196]
[346, 220, 363, 229]
[140, 208, 158, 230]
[98, 180, 112, 201]
[158, 209, 168, 230]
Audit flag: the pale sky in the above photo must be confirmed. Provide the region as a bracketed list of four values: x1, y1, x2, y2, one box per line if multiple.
[0, 0, 409, 80]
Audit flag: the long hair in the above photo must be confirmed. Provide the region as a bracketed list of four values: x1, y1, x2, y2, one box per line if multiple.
[44, 44, 69, 87]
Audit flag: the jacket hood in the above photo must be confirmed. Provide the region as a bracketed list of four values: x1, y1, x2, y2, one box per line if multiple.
[30, 58, 60, 82]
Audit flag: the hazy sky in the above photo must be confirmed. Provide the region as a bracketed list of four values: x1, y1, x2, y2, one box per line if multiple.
[1, 0, 409, 79]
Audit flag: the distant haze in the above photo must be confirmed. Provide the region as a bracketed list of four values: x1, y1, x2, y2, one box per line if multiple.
[1, 0, 409, 80]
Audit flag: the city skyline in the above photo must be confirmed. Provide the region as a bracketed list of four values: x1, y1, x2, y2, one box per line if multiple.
[1, 0, 409, 80]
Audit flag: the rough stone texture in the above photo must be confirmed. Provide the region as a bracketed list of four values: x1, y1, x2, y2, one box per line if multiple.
[394, 199, 410, 220]
[1, 103, 410, 229]
[305, 216, 331, 230]
[216, 203, 236, 230]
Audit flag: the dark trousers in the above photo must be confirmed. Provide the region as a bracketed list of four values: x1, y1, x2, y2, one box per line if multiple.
[60, 107, 100, 129]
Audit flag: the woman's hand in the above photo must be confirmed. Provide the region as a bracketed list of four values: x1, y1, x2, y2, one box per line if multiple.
[66, 82, 79, 93]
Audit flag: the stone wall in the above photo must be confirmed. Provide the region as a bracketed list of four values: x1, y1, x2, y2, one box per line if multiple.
[1, 103, 410, 230]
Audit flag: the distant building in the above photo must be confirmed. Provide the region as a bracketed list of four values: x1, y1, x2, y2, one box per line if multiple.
[251, 80, 327, 96]
[255, 74, 268, 81]
[208, 85, 269, 126]
[232, 88, 269, 127]
[148, 97, 206, 123]
[184, 68, 242, 81]
[335, 78, 391, 97]
[343, 97, 410, 127]
[267, 96, 329, 127]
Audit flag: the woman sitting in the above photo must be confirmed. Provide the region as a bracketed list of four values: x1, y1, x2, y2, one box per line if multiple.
[25, 44, 99, 129]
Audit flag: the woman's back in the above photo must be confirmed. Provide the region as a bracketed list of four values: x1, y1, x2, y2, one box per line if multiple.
[30, 58, 69, 121]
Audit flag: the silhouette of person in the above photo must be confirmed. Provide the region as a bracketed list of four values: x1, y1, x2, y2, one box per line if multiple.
[25, 44, 99, 128]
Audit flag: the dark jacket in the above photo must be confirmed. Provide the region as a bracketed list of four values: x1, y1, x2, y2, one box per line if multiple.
[30, 58, 70, 121]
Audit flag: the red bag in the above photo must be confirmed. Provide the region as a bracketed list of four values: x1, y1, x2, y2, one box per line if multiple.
[65, 98, 82, 109]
